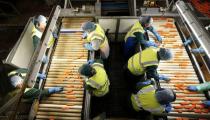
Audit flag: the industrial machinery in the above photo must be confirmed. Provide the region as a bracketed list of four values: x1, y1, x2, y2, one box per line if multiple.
[0, 0, 210, 119]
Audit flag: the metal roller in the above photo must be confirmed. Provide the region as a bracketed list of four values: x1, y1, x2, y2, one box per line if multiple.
[35, 18, 92, 120]
[151, 18, 210, 118]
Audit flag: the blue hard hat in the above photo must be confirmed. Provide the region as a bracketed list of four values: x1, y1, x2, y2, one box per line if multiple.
[158, 48, 173, 60]
[155, 88, 176, 105]
[81, 21, 96, 32]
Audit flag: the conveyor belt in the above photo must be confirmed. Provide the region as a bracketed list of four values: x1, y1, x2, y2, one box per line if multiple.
[35, 18, 92, 120]
[149, 18, 210, 119]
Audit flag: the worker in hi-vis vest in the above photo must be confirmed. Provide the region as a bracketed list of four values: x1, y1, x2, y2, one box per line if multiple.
[31, 15, 58, 63]
[129, 80, 176, 114]
[78, 59, 110, 97]
[124, 16, 162, 60]
[126, 47, 172, 91]
[8, 69, 63, 103]
[187, 82, 210, 107]
[81, 21, 110, 59]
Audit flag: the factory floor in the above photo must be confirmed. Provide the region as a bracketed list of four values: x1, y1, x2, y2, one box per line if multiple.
[90, 42, 153, 119]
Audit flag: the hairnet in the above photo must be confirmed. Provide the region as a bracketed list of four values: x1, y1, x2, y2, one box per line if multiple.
[155, 88, 176, 105]
[81, 21, 96, 32]
[139, 16, 153, 26]
[158, 48, 173, 60]
[33, 15, 47, 26]
[78, 64, 94, 77]
[10, 75, 23, 88]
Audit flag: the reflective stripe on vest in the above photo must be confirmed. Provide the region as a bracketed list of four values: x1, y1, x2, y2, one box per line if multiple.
[31, 25, 55, 48]
[124, 21, 145, 41]
[128, 47, 159, 75]
[133, 85, 164, 113]
[32, 26, 42, 39]
[85, 24, 107, 48]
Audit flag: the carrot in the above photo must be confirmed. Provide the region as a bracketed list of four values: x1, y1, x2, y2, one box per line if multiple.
[194, 109, 202, 113]
[174, 106, 183, 109]
[180, 102, 190, 105]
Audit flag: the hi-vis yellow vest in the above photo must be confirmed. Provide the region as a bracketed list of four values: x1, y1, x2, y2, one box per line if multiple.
[127, 47, 159, 75]
[131, 85, 165, 113]
[85, 24, 108, 48]
[124, 21, 145, 41]
[31, 26, 55, 48]
[86, 63, 110, 97]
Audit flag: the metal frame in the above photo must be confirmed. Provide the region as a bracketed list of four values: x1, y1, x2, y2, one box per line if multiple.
[176, 0, 210, 60]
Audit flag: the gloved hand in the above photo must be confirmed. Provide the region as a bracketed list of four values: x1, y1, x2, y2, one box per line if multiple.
[136, 80, 152, 87]
[165, 103, 172, 113]
[48, 87, 64, 94]
[37, 73, 46, 79]
[82, 32, 88, 39]
[52, 32, 58, 39]
[187, 86, 198, 91]
[84, 43, 94, 51]
[191, 47, 205, 54]
[156, 35, 162, 42]
[42, 55, 49, 64]
[183, 39, 192, 46]
[203, 101, 210, 107]
[144, 41, 158, 48]
[87, 59, 94, 65]
[159, 75, 170, 82]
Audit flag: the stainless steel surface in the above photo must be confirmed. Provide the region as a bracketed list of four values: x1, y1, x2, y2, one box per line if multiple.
[35, 17, 92, 120]
[176, 0, 210, 59]
[149, 17, 210, 118]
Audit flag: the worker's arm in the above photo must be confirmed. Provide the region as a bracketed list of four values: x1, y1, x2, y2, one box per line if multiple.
[84, 39, 101, 51]
[15, 68, 28, 74]
[32, 35, 40, 50]
[133, 32, 147, 44]
[196, 82, 210, 91]
[146, 65, 159, 81]
[134, 32, 157, 47]
[147, 26, 162, 42]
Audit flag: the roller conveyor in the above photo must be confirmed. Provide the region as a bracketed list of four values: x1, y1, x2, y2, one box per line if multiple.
[149, 18, 210, 119]
[35, 18, 92, 120]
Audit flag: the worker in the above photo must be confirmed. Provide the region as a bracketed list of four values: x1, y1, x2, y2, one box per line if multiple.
[126, 47, 172, 86]
[81, 21, 110, 59]
[9, 73, 63, 103]
[129, 80, 176, 113]
[0, 63, 63, 104]
[124, 16, 162, 59]
[78, 59, 110, 97]
[32, 15, 58, 63]
[187, 82, 210, 107]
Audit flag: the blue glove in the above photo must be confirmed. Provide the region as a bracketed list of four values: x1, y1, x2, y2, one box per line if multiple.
[84, 43, 94, 51]
[52, 32, 58, 39]
[187, 86, 198, 91]
[203, 101, 210, 107]
[37, 73, 46, 79]
[191, 47, 205, 54]
[42, 55, 49, 64]
[136, 80, 152, 87]
[183, 39, 192, 46]
[165, 103, 172, 113]
[144, 41, 158, 48]
[156, 35, 162, 42]
[159, 75, 170, 82]
[82, 32, 88, 39]
[87, 59, 94, 65]
[48, 87, 64, 94]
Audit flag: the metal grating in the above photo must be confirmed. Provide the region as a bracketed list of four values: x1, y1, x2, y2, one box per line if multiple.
[35, 18, 92, 120]
[149, 18, 210, 119]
